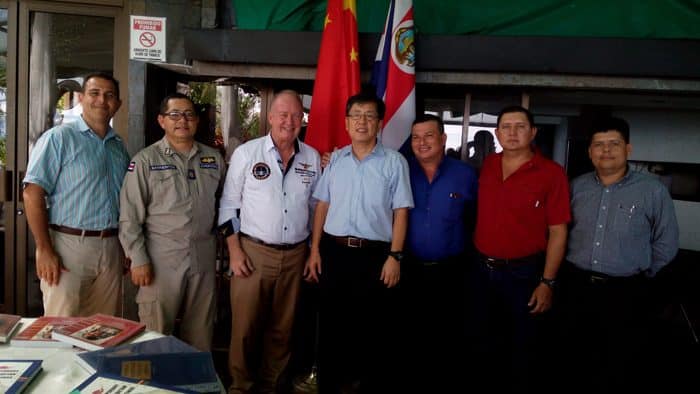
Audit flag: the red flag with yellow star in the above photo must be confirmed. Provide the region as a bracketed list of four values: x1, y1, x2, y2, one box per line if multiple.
[305, 0, 360, 154]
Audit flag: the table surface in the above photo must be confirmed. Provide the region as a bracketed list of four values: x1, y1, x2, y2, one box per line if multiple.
[0, 318, 187, 393]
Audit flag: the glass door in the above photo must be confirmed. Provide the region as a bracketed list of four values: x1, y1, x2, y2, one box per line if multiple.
[13, 1, 121, 315]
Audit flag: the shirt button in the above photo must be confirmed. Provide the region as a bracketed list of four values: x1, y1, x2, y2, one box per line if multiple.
[593, 260, 598, 264]
[284, 192, 287, 196]
[284, 209, 287, 213]
[284, 227, 287, 231]
[605, 189, 610, 193]
[602, 206, 606, 210]
[595, 242, 600, 246]
[598, 224, 603, 228]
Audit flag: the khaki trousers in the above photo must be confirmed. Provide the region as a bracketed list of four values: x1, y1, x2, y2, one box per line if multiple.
[228, 237, 307, 394]
[41, 230, 123, 317]
[136, 263, 216, 352]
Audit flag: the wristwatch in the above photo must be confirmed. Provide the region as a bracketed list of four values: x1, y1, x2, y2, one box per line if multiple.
[540, 276, 557, 288]
[388, 251, 404, 262]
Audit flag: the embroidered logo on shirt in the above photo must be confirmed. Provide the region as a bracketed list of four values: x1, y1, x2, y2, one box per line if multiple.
[127, 161, 136, 172]
[252, 162, 271, 180]
[188, 169, 196, 180]
[149, 164, 177, 171]
[201, 156, 216, 164]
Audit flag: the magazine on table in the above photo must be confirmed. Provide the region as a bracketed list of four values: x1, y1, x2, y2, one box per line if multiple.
[51, 313, 146, 351]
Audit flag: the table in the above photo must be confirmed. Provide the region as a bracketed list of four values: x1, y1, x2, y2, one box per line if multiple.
[0, 318, 179, 393]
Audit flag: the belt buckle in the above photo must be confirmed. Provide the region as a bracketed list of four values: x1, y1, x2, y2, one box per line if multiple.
[589, 274, 607, 285]
[485, 258, 498, 270]
[346, 237, 362, 248]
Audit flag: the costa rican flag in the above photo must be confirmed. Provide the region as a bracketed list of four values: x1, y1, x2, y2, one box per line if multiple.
[371, 0, 415, 150]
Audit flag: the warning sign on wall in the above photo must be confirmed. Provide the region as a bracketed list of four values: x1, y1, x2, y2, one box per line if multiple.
[130, 16, 166, 62]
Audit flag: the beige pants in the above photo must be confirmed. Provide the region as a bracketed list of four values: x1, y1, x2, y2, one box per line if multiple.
[136, 262, 216, 352]
[41, 230, 123, 317]
[228, 237, 307, 394]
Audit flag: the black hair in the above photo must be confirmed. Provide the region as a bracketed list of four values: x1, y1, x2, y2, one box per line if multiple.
[82, 72, 120, 99]
[496, 105, 534, 128]
[588, 116, 630, 145]
[159, 93, 195, 115]
[412, 113, 445, 134]
[345, 92, 386, 120]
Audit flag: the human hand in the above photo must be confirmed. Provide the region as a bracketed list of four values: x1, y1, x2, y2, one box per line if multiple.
[131, 263, 154, 286]
[303, 248, 322, 282]
[230, 246, 254, 277]
[380, 257, 400, 288]
[528, 283, 553, 314]
[35, 246, 67, 286]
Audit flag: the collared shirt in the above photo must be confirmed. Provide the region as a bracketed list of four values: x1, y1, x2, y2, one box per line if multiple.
[407, 156, 478, 261]
[24, 116, 130, 230]
[119, 137, 225, 271]
[314, 143, 414, 242]
[567, 169, 679, 277]
[474, 152, 570, 259]
[218, 133, 321, 244]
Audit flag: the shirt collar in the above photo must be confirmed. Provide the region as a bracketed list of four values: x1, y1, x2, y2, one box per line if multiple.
[264, 133, 300, 154]
[77, 116, 120, 142]
[340, 140, 385, 158]
[594, 165, 633, 187]
[157, 136, 200, 158]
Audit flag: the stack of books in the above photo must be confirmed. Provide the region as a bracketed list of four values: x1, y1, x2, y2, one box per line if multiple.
[12, 316, 81, 348]
[0, 313, 23, 343]
[50, 313, 146, 351]
[72, 336, 221, 393]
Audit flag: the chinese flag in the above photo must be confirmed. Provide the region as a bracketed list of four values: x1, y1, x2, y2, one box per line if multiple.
[305, 0, 361, 154]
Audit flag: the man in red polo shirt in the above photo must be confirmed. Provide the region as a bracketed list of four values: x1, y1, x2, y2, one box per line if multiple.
[470, 105, 570, 393]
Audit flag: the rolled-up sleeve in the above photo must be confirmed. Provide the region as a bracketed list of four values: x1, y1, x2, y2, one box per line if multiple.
[217, 147, 245, 231]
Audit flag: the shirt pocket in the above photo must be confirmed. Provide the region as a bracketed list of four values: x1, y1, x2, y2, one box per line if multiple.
[614, 202, 648, 240]
[152, 171, 188, 205]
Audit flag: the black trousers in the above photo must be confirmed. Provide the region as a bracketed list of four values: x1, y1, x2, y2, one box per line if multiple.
[399, 255, 467, 392]
[317, 234, 399, 394]
[558, 263, 653, 394]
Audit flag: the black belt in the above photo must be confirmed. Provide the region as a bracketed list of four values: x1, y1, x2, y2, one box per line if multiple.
[479, 252, 542, 270]
[325, 233, 389, 249]
[49, 224, 118, 238]
[240, 232, 306, 251]
[566, 263, 644, 286]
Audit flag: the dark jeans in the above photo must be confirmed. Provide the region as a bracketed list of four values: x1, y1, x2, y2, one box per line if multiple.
[558, 263, 653, 394]
[317, 234, 399, 394]
[467, 255, 544, 393]
[400, 255, 468, 392]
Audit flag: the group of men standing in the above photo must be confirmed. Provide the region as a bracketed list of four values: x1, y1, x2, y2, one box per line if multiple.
[23, 73, 678, 394]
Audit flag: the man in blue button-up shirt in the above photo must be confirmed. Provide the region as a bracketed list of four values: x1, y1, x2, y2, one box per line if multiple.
[305, 92, 413, 393]
[561, 116, 679, 393]
[403, 113, 477, 392]
[24, 73, 130, 317]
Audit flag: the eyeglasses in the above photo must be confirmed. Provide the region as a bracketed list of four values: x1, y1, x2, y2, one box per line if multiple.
[348, 112, 379, 122]
[591, 140, 625, 150]
[162, 111, 198, 121]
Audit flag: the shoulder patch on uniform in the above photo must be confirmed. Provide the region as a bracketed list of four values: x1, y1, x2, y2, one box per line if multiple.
[200, 156, 216, 164]
[127, 161, 136, 172]
[252, 162, 271, 180]
[149, 164, 177, 171]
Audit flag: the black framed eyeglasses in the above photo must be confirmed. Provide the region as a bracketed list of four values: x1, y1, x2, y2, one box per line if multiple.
[162, 111, 198, 121]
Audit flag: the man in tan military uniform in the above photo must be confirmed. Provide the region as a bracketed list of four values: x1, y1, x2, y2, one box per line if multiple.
[119, 93, 225, 351]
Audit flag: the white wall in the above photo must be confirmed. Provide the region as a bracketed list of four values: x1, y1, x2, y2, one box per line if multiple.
[614, 109, 700, 251]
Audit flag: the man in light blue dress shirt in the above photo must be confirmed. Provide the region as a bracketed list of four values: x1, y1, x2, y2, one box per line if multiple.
[305, 92, 414, 393]
[561, 116, 679, 393]
[23, 73, 130, 317]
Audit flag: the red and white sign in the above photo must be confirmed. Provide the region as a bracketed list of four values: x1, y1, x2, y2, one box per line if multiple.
[130, 15, 166, 62]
